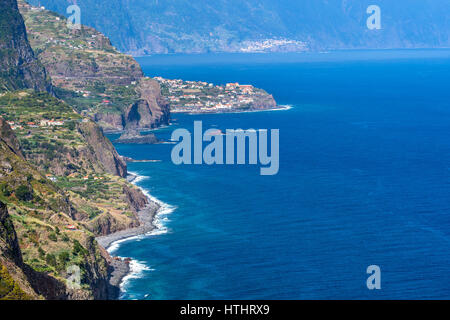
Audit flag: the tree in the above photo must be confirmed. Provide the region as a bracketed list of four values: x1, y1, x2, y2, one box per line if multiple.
[58, 251, 70, 266]
[66, 121, 76, 131]
[1, 184, 11, 197]
[48, 232, 57, 242]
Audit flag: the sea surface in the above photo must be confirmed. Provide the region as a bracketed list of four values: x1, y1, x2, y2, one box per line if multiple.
[108, 50, 450, 299]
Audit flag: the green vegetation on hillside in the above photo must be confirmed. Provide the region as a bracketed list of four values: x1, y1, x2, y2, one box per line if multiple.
[0, 264, 31, 300]
[0, 90, 146, 298]
[18, 1, 150, 131]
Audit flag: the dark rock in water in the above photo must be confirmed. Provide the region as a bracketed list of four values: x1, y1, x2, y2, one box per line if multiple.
[114, 129, 159, 144]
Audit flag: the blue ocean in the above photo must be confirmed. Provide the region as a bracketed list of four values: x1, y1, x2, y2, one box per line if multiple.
[108, 50, 450, 299]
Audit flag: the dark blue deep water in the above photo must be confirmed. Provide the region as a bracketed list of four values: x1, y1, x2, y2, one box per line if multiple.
[109, 50, 450, 299]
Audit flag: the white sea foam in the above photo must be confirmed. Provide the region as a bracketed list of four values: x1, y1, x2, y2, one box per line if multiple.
[119, 259, 154, 292]
[127, 170, 150, 184]
[107, 171, 176, 251]
[265, 104, 293, 111]
[138, 186, 176, 237]
[212, 104, 294, 114]
[106, 170, 176, 296]
[106, 234, 147, 254]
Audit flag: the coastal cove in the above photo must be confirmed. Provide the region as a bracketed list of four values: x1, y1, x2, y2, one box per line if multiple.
[106, 51, 450, 299]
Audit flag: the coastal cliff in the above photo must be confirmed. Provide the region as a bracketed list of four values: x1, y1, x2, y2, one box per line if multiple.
[124, 78, 170, 130]
[0, 201, 39, 299]
[0, 0, 159, 300]
[0, 0, 52, 93]
[77, 121, 127, 178]
[0, 116, 113, 299]
[0, 91, 153, 299]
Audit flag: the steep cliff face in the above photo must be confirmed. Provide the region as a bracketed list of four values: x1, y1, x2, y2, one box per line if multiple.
[0, 117, 117, 300]
[0, 201, 40, 299]
[0, 117, 23, 157]
[125, 78, 170, 130]
[0, 202, 23, 267]
[78, 121, 127, 178]
[0, 1, 155, 300]
[252, 93, 277, 110]
[0, 0, 51, 93]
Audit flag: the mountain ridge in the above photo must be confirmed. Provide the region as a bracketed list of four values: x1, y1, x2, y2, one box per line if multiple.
[26, 0, 450, 55]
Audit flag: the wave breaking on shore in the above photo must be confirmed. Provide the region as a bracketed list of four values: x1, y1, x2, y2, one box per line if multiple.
[106, 171, 175, 253]
[96, 170, 175, 298]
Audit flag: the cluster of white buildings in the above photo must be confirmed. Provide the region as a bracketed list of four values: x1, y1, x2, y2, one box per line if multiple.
[155, 77, 261, 112]
[5, 119, 66, 130]
[240, 39, 308, 52]
[40, 119, 65, 126]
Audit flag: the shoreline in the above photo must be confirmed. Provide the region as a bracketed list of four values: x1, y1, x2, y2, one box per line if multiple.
[102, 105, 292, 134]
[172, 104, 293, 115]
[96, 104, 289, 299]
[95, 172, 167, 299]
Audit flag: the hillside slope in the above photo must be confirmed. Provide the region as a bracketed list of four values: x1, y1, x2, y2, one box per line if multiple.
[0, 0, 157, 299]
[0, 90, 154, 299]
[19, 1, 170, 132]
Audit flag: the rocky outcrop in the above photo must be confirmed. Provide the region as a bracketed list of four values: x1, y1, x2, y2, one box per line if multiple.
[86, 213, 140, 237]
[123, 185, 149, 213]
[252, 93, 277, 110]
[0, 201, 39, 299]
[78, 121, 127, 178]
[0, 0, 51, 93]
[114, 129, 159, 144]
[94, 112, 125, 132]
[124, 78, 170, 130]
[0, 117, 23, 157]
[0, 202, 23, 267]
[85, 184, 148, 236]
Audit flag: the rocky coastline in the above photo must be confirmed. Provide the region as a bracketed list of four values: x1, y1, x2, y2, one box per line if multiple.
[114, 129, 159, 145]
[96, 173, 161, 299]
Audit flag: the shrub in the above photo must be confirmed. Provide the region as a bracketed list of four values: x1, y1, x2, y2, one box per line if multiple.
[38, 247, 45, 260]
[72, 240, 86, 256]
[1, 184, 11, 197]
[45, 253, 57, 267]
[61, 233, 69, 242]
[48, 233, 57, 242]
[58, 251, 70, 265]
[15, 185, 33, 202]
